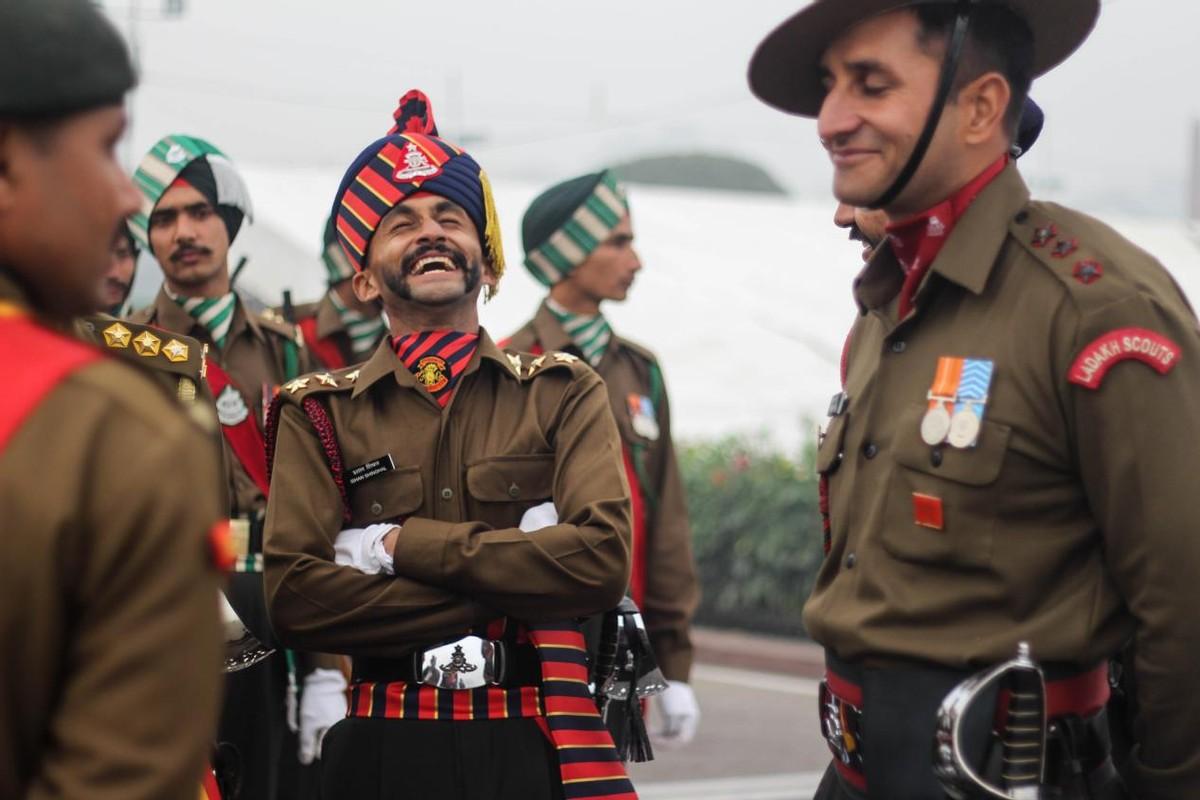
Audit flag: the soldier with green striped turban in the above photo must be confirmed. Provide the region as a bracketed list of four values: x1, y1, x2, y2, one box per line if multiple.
[506, 170, 702, 749]
[126, 134, 343, 800]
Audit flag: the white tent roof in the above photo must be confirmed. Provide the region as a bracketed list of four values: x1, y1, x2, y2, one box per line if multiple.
[216, 165, 1200, 450]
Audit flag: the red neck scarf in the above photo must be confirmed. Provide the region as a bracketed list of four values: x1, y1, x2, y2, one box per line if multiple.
[392, 330, 479, 407]
[887, 155, 1008, 318]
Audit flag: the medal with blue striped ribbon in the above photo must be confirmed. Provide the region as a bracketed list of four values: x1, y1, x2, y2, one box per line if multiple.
[947, 358, 994, 448]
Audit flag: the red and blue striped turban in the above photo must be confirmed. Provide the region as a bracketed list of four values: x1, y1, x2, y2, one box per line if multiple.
[331, 90, 505, 285]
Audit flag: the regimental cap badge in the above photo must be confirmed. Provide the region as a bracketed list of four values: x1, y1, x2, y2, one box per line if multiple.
[393, 141, 441, 182]
[927, 216, 946, 238]
[162, 338, 190, 363]
[102, 322, 132, 348]
[133, 329, 161, 357]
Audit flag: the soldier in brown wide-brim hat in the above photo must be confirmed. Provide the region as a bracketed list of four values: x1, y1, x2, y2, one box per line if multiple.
[749, 1, 1200, 799]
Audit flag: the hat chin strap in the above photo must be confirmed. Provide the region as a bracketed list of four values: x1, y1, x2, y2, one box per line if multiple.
[866, 0, 978, 210]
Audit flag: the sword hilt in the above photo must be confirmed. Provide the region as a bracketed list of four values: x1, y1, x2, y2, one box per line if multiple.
[1000, 643, 1046, 798]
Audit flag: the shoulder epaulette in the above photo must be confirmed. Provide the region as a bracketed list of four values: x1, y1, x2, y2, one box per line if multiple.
[613, 335, 659, 366]
[256, 309, 306, 347]
[278, 364, 361, 403]
[522, 350, 593, 380]
[81, 315, 207, 382]
[1009, 201, 1134, 308]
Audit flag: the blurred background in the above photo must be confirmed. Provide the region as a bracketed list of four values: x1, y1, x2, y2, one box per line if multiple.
[96, 2, 1200, 795]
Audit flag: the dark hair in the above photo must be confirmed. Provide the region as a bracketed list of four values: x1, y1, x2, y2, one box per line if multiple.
[913, 4, 1034, 138]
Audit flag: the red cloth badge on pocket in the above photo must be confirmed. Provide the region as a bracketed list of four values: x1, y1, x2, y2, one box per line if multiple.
[912, 493, 944, 531]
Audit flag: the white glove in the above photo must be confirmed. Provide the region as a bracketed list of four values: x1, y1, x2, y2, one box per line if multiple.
[333, 523, 397, 575]
[519, 501, 558, 533]
[298, 668, 348, 764]
[649, 680, 700, 748]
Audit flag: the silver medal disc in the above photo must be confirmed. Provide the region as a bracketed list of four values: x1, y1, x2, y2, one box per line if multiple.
[920, 405, 952, 446]
[948, 409, 982, 449]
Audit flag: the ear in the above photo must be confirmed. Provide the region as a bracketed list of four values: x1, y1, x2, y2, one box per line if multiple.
[352, 269, 380, 304]
[0, 124, 17, 212]
[959, 72, 1011, 147]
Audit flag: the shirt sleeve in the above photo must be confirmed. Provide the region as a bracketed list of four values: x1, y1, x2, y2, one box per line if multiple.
[264, 402, 496, 657]
[26, 410, 224, 800]
[641, 379, 700, 682]
[1063, 289, 1200, 798]
[391, 372, 633, 621]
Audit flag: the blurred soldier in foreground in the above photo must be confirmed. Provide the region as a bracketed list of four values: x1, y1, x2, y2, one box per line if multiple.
[750, 0, 1200, 797]
[282, 218, 388, 370]
[127, 136, 342, 798]
[0, 1, 224, 798]
[264, 90, 637, 800]
[505, 170, 701, 748]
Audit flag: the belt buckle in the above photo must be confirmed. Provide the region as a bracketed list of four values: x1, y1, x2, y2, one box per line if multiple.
[414, 636, 504, 690]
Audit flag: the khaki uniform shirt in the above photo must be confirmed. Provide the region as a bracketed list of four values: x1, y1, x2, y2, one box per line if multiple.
[811, 165, 1200, 796]
[0, 274, 224, 800]
[264, 332, 632, 658]
[130, 287, 314, 517]
[507, 304, 699, 680]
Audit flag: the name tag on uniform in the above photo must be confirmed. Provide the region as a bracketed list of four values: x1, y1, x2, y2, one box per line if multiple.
[347, 454, 396, 487]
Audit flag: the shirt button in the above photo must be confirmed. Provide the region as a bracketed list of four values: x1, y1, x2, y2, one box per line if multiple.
[369, 501, 383, 516]
[440, 488, 454, 501]
[507, 483, 520, 499]
[1014, 210, 1030, 224]
[930, 449, 944, 468]
[863, 442, 879, 459]
[890, 340, 907, 354]
[845, 552, 857, 569]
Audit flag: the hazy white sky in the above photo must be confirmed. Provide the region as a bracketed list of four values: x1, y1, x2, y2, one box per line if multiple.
[108, 0, 1199, 218]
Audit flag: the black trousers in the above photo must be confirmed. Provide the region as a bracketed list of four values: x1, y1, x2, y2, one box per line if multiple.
[217, 653, 287, 800]
[811, 759, 1130, 800]
[319, 717, 565, 800]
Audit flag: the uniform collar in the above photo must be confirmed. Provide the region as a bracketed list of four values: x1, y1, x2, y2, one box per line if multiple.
[151, 285, 265, 345]
[351, 326, 519, 398]
[853, 163, 1031, 313]
[531, 298, 625, 363]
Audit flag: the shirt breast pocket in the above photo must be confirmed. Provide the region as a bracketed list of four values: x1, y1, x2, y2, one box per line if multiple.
[465, 454, 556, 530]
[882, 403, 1011, 568]
[349, 465, 424, 525]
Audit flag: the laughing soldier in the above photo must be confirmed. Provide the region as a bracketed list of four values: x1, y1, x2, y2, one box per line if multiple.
[263, 91, 638, 800]
[0, 1, 224, 797]
[749, 1, 1200, 798]
[127, 138, 344, 799]
[505, 171, 701, 747]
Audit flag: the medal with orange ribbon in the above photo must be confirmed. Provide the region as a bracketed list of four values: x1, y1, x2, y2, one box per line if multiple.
[921, 356, 962, 446]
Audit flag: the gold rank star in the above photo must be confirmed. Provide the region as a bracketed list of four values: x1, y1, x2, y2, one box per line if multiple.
[553, 352, 579, 363]
[284, 377, 310, 394]
[506, 353, 522, 375]
[530, 355, 547, 370]
[132, 329, 161, 357]
[316, 373, 338, 387]
[102, 322, 132, 348]
[345, 369, 361, 383]
[162, 339, 190, 363]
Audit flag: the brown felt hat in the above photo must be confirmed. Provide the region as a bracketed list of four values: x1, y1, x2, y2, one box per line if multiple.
[748, 0, 1099, 117]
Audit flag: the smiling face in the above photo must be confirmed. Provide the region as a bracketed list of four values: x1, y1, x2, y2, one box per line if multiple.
[0, 105, 141, 319]
[354, 194, 494, 316]
[148, 181, 231, 295]
[816, 9, 969, 215]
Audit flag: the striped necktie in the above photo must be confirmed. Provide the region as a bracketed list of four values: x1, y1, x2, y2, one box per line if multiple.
[173, 292, 236, 349]
[547, 299, 611, 367]
[393, 330, 479, 408]
[329, 290, 387, 358]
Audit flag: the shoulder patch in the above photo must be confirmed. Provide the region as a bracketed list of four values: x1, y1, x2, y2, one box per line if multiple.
[1068, 327, 1180, 389]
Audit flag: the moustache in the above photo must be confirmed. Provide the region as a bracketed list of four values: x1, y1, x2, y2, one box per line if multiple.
[170, 245, 212, 263]
[400, 243, 467, 275]
[847, 223, 879, 247]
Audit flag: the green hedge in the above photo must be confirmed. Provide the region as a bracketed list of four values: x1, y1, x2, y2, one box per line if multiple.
[679, 434, 823, 638]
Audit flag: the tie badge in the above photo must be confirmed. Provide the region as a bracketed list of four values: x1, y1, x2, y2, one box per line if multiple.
[627, 393, 660, 441]
[920, 356, 994, 449]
